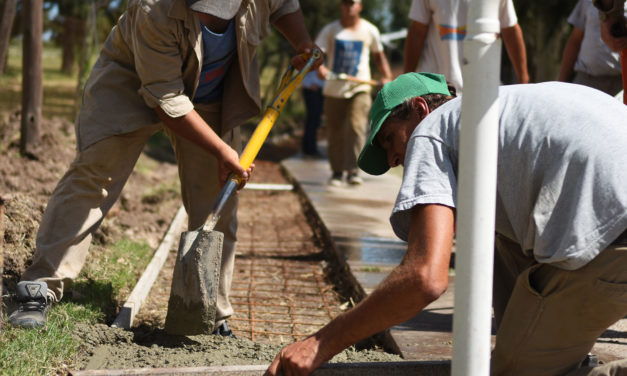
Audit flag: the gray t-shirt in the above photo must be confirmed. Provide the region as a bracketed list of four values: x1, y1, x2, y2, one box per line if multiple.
[391, 82, 627, 270]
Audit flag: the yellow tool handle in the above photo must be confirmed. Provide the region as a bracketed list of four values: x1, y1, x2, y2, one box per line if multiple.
[205, 49, 321, 231]
[239, 108, 280, 169]
[235, 48, 322, 180]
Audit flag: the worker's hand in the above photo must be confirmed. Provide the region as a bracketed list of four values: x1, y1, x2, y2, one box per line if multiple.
[379, 77, 393, 86]
[317, 65, 329, 81]
[237, 163, 254, 191]
[217, 145, 250, 188]
[264, 337, 326, 376]
[292, 43, 324, 71]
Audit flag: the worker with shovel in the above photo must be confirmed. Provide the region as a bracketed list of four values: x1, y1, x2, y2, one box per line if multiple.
[8, 0, 322, 334]
[266, 73, 627, 375]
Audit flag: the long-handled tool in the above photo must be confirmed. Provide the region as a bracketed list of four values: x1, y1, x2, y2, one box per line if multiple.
[164, 49, 322, 335]
[326, 71, 381, 87]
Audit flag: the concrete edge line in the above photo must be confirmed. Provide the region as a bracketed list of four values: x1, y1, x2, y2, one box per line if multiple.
[70, 360, 451, 375]
[278, 163, 404, 356]
[243, 182, 294, 191]
[111, 205, 187, 329]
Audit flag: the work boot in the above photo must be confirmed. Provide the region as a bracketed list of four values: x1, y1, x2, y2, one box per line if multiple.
[8, 281, 50, 328]
[212, 321, 236, 338]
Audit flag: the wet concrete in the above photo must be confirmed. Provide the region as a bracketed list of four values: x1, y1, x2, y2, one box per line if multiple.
[333, 236, 406, 292]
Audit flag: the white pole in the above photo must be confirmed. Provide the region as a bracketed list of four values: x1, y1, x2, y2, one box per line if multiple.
[452, 0, 501, 375]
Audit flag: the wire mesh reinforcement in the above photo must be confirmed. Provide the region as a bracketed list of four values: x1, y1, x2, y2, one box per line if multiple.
[228, 188, 346, 343]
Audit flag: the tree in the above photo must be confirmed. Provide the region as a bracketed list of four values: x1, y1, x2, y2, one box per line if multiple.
[45, 0, 118, 75]
[0, 0, 18, 76]
[21, 0, 43, 156]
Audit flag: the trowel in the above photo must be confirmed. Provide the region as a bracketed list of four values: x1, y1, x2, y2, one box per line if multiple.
[164, 49, 322, 335]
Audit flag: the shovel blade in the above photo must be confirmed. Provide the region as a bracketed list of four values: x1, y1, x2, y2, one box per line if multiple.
[164, 230, 223, 335]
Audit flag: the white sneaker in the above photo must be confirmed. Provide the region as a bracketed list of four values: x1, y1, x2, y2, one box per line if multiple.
[347, 173, 363, 185]
[328, 173, 343, 186]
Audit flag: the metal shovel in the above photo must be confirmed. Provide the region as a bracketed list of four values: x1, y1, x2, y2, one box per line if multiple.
[164, 49, 322, 335]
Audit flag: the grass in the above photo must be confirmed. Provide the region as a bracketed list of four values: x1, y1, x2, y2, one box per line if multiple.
[0, 303, 101, 376]
[360, 266, 382, 273]
[78, 237, 153, 302]
[0, 237, 153, 375]
[0, 42, 79, 122]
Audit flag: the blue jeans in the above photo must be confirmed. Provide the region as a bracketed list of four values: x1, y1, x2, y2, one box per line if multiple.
[302, 88, 324, 155]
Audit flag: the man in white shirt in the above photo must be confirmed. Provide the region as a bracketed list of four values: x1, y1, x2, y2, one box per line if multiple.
[403, 0, 529, 93]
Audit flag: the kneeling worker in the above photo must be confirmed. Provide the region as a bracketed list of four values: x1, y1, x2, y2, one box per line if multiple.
[266, 73, 627, 375]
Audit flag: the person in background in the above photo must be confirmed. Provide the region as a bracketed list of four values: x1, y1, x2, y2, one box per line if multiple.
[265, 73, 627, 376]
[403, 0, 529, 93]
[315, 0, 393, 186]
[559, 0, 625, 97]
[592, 0, 627, 103]
[300, 71, 325, 158]
[8, 0, 321, 334]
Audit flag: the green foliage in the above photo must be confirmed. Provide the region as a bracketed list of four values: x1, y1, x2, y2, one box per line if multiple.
[299, 0, 339, 38]
[506, 0, 579, 83]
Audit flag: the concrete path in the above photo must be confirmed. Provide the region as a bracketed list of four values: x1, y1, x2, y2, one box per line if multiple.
[282, 150, 627, 366]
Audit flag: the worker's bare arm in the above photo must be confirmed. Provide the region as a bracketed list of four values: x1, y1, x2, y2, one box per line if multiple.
[155, 107, 250, 186]
[501, 24, 530, 84]
[372, 50, 393, 84]
[558, 27, 584, 82]
[403, 21, 429, 73]
[265, 203, 455, 376]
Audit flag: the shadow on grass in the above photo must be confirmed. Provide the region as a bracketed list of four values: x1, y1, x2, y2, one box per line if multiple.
[67, 279, 118, 322]
[144, 131, 176, 164]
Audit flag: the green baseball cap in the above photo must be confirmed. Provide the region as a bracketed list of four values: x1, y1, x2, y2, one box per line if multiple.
[357, 72, 451, 175]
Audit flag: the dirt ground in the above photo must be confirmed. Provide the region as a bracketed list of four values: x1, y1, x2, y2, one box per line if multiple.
[0, 111, 401, 370]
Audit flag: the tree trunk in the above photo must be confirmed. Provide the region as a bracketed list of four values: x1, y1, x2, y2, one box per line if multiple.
[0, 196, 4, 327]
[0, 0, 18, 77]
[60, 16, 85, 75]
[21, 0, 43, 156]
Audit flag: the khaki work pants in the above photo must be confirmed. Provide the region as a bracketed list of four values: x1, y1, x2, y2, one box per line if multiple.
[491, 234, 627, 375]
[22, 102, 240, 325]
[324, 92, 371, 174]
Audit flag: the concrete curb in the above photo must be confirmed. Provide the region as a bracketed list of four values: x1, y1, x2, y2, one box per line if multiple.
[70, 360, 451, 375]
[112, 205, 187, 329]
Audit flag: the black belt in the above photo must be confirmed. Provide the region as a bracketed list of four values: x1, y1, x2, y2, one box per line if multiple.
[611, 228, 627, 246]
